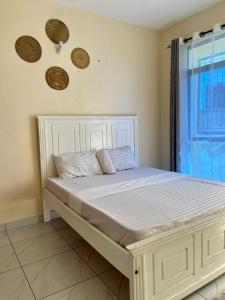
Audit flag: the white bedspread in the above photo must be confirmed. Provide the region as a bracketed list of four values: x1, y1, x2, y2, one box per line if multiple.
[73, 172, 181, 201]
[46, 168, 225, 246]
[46, 167, 166, 213]
[80, 173, 225, 246]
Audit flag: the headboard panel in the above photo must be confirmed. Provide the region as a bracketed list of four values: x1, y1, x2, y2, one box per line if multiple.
[37, 116, 138, 187]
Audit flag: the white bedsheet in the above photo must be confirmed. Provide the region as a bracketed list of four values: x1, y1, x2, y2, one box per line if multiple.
[46, 167, 166, 213]
[46, 168, 225, 246]
[82, 174, 225, 245]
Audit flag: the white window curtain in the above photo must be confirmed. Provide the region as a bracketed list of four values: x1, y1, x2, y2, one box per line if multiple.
[180, 24, 225, 181]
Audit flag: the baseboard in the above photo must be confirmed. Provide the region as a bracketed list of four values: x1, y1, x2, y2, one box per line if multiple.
[0, 223, 6, 232]
[0, 210, 59, 231]
[5, 215, 43, 230]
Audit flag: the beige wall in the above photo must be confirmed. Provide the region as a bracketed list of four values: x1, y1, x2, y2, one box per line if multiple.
[0, 0, 160, 223]
[160, 1, 225, 170]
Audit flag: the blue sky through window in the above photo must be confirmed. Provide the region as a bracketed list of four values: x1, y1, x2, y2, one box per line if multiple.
[182, 35, 225, 181]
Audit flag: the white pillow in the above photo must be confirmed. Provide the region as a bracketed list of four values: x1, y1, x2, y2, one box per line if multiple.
[96, 149, 116, 174]
[107, 146, 138, 171]
[53, 151, 103, 179]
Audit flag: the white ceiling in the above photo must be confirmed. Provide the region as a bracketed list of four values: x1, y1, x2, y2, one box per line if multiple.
[55, 0, 223, 30]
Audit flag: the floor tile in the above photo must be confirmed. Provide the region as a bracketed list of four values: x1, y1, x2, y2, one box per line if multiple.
[51, 218, 69, 231]
[7, 222, 54, 243]
[0, 231, 10, 246]
[215, 273, 225, 295]
[0, 268, 34, 300]
[100, 268, 129, 300]
[0, 245, 20, 274]
[75, 243, 113, 274]
[58, 227, 86, 249]
[23, 250, 95, 299]
[184, 293, 205, 300]
[196, 280, 218, 299]
[13, 231, 71, 265]
[42, 276, 118, 300]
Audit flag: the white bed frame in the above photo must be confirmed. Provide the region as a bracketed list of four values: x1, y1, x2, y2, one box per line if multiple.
[38, 115, 225, 300]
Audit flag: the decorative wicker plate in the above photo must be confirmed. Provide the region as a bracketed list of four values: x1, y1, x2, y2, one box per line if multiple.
[15, 36, 42, 63]
[71, 48, 90, 69]
[45, 19, 69, 44]
[46, 67, 69, 90]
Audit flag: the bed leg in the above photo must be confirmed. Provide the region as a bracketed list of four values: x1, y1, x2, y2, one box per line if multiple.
[43, 198, 51, 222]
[130, 256, 145, 300]
[129, 278, 136, 300]
[130, 270, 143, 300]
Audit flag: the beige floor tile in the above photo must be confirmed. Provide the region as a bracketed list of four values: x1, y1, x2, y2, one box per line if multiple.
[51, 218, 69, 231]
[216, 273, 225, 295]
[0, 268, 34, 300]
[184, 293, 205, 300]
[0, 231, 10, 246]
[7, 222, 54, 243]
[13, 231, 71, 265]
[0, 245, 20, 274]
[58, 227, 86, 249]
[197, 280, 217, 299]
[42, 276, 118, 300]
[23, 250, 95, 299]
[100, 268, 129, 300]
[75, 243, 113, 274]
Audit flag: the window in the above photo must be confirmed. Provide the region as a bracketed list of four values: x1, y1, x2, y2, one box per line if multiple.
[180, 33, 225, 181]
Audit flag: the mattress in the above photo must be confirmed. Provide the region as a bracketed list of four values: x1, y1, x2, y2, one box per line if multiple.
[46, 167, 225, 246]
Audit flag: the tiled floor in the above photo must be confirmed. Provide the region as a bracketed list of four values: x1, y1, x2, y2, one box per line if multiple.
[0, 218, 129, 300]
[2, 218, 225, 300]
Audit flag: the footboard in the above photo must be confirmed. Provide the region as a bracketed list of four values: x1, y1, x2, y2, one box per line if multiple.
[128, 216, 225, 300]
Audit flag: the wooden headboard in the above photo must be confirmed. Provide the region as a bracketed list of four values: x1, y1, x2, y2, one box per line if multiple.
[37, 115, 139, 188]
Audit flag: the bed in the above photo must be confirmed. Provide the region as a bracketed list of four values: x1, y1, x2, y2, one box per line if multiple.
[38, 115, 225, 300]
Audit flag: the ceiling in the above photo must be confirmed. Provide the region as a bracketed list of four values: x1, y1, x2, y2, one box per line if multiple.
[55, 0, 223, 30]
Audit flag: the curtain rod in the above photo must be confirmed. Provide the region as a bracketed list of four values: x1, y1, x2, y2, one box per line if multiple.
[167, 23, 225, 49]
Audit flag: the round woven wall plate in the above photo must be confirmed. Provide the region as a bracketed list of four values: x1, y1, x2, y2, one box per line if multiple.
[71, 48, 90, 69]
[45, 19, 69, 44]
[15, 36, 42, 63]
[46, 67, 69, 90]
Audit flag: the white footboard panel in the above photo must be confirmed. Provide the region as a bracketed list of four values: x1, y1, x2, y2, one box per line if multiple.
[129, 217, 225, 300]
